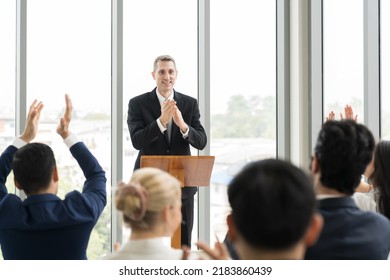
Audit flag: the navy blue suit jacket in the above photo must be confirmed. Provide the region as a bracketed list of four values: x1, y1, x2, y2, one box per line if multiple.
[0, 142, 106, 260]
[127, 88, 207, 199]
[305, 197, 390, 260]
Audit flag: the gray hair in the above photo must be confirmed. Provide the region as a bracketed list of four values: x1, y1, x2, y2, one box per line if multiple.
[153, 55, 177, 72]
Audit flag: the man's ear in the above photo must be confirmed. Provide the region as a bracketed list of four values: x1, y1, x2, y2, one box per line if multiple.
[53, 166, 59, 183]
[311, 155, 320, 174]
[226, 214, 237, 242]
[304, 213, 324, 247]
[14, 178, 23, 190]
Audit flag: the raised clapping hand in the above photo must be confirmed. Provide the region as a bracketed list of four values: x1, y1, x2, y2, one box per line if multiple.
[56, 94, 73, 139]
[341, 105, 358, 121]
[181, 240, 230, 260]
[195, 240, 230, 260]
[160, 99, 189, 133]
[172, 106, 189, 134]
[20, 100, 44, 143]
[160, 99, 176, 127]
[326, 105, 358, 122]
[326, 111, 335, 121]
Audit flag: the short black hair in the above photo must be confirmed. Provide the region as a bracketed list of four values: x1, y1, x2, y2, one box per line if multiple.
[314, 120, 375, 194]
[12, 143, 57, 195]
[228, 159, 316, 250]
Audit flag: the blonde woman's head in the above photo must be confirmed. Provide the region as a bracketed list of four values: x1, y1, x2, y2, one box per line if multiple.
[116, 167, 182, 232]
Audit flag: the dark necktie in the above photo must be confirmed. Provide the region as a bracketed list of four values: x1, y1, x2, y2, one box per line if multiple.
[166, 120, 172, 142]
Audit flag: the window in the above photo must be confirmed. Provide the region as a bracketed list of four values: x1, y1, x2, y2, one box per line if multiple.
[122, 0, 198, 243]
[27, 0, 111, 259]
[210, 0, 277, 242]
[0, 1, 16, 174]
[381, 0, 390, 139]
[0, 0, 16, 260]
[323, 0, 364, 121]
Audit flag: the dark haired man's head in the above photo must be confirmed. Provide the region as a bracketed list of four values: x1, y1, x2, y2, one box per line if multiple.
[313, 120, 375, 195]
[12, 143, 58, 195]
[227, 159, 321, 258]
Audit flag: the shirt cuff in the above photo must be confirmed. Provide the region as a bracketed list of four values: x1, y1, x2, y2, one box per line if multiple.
[63, 134, 81, 148]
[12, 137, 28, 149]
[157, 118, 167, 133]
[181, 127, 189, 139]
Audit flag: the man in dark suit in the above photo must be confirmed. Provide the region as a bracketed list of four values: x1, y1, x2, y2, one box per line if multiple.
[0, 95, 106, 259]
[196, 159, 323, 260]
[127, 55, 207, 246]
[305, 120, 390, 259]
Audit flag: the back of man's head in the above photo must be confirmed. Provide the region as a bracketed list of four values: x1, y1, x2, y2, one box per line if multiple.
[314, 120, 375, 194]
[228, 158, 316, 251]
[12, 143, 57, 195]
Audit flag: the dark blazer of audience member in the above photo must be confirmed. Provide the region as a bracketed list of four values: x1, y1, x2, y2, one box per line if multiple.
[197, 159, 323, 260]
[305, 120, 390, 260]
[0, 95, 106, 260]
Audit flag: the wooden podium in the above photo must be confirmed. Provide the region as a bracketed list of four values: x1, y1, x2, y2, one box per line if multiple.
[141, 155, 215, 249]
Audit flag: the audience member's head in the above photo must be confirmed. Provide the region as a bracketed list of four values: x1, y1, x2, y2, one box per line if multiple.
[12, 143, 58, 195]
[369, 140, 390, 218]
[116, 167, 181, 238]
[226, 159, 323, 260]
[312, 120, 375, 195]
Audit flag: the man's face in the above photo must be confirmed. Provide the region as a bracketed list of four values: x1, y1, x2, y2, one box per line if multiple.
[152, 60, 177, 95]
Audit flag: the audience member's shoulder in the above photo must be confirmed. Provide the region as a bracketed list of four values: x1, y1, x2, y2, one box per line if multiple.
[0, 193, 22, 205]
[63, 190, 87, 203]
[362, 208, 390, 227]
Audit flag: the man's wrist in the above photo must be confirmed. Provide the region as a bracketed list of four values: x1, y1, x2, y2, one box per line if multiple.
[159, 117, 170, 127]
[19, 131, 34, 143]
[157, 118, 167, 133]
[180, 124, 189, 134]
[19, 135, 31, 143]
[63, 133, 80, 148]
[180, 125, 189, 138]
[60, 132, 70, 139]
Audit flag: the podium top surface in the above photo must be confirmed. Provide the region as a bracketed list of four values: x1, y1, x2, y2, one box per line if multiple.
[140, 155, 215, 186]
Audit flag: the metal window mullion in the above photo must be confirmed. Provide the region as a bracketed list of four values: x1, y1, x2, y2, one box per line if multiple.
[310, 0, 323, 152]
[364, 0, 380, 140]
[197, 0, 211, 245]
[111, 0, 123, 252]
[16, 0, 27, 139]
[277, 0, 290, 161]
[16, 0, 27, 199]
[290, 0, 310, 168]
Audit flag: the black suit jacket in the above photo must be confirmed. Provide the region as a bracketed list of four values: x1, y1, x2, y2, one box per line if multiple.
[305, 197, 390, 260]
[127, 88, 207, 199]
[0, 142, 106, 259]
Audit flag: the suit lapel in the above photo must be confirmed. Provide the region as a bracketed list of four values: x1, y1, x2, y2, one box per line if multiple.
[148, 89, 162, 120]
